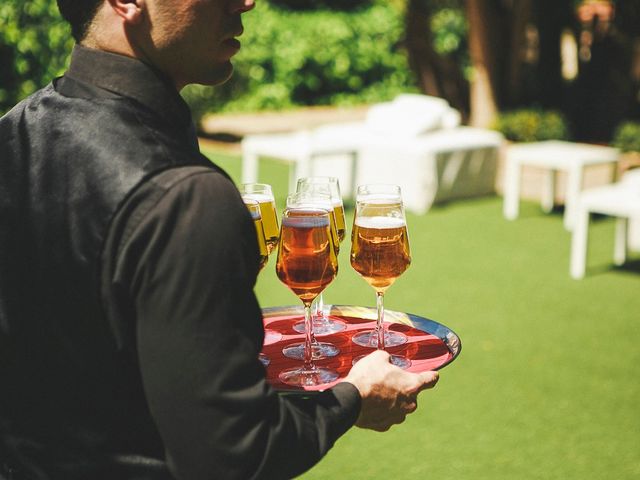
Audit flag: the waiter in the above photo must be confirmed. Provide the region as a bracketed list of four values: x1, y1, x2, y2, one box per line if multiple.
[0, 0, 439, 478]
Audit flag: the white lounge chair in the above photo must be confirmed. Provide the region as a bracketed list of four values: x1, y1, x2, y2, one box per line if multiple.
[241, 94, 503, 212]
[570, 169, 640, 279]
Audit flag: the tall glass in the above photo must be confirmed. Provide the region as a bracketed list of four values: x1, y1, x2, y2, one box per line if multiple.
[350, 184, 411, 369]
[242, 198, 273, 366]
[243, 198, 269, 272]
[276, 200, 339, 386]
[293, 177, 347, 336]
[240, 183, 279, 255]
[280, 191, 340, 360]
[240, 184, 282, 356]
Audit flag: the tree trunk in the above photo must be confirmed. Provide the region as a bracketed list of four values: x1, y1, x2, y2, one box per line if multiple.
[505, 0, 533, 107]
[466, 0, 500, 127]
[535, 0, 573, 110]
[405, 0, 469, 119]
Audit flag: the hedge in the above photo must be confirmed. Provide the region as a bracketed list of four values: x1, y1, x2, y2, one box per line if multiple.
[0, 1, 414, 121]
[182, 1, 416, 122]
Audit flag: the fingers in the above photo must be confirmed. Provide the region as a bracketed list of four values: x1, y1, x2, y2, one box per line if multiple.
[416, 371, 439, 392]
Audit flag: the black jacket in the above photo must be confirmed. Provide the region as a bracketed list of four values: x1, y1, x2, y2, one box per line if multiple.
[0, 45, 359, 480]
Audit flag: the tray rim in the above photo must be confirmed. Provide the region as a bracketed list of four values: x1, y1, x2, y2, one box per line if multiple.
[262, 304, 462, 394]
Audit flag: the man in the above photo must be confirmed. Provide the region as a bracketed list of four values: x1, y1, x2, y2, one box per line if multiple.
[0, 1, 439, 479]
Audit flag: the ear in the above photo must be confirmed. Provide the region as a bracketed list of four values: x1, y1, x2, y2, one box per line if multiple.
[105, 0, 145, 25]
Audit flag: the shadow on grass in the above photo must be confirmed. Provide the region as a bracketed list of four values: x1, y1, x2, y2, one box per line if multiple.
[612, 258, 640, 274]
[585, 257, 640, 278]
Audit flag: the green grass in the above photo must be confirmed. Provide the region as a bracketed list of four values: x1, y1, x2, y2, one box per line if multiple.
[205, 146, 640, 480]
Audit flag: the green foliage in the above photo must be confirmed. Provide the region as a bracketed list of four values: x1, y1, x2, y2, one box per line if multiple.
[611, 121, 640, 152]
[1, 0, 413, 121]
[268, 0, 372, 11]
[0, 1, 73, 113]
[493, 109, 570, 142]
[430, 7, 467, 56]
[183, 1, 415, 122]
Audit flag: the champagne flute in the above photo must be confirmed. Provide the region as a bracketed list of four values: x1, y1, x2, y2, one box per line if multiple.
[240, 183, 279, 255]
[293, 177, 347, 336]
[276, 196, 340, 386]
[240, 184, 283, 350]
[242, 198, 272, 366]
[350, 184, 411, 369]
[280, 191, 340, 360]
[243, 198, 269, 272]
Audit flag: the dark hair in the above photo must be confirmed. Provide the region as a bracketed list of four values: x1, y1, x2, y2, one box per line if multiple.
[56, 0, 103, 42]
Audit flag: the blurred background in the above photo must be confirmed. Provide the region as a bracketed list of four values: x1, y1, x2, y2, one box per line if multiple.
[4, 0, 640, 146]
[1, 1, 639, 479]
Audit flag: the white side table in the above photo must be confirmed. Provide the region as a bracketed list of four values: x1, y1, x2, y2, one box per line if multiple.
[503, 140, 619, 230]
[570, 183, 640, 279]
[241, 123, 366, 195]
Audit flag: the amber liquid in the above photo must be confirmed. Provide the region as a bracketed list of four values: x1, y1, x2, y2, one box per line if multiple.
[328, 209, 341, 254]
[334, 204, 346, 244]
[350, 217, 411, 292]
[250, 211, 269, 271]
[276, 210, 338, 303]
[258, 200, 279, 254]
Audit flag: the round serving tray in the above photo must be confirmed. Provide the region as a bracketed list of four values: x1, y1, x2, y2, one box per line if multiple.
[261, 304, 462, 393]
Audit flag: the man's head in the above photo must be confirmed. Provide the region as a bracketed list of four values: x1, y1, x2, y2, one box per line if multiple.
[57, 0, 255, 90]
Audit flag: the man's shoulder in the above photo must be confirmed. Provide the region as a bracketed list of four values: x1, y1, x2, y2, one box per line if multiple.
[0, 84, 54, 127]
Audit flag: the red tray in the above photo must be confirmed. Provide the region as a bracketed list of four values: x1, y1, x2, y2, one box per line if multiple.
[261, 305, 462, 393]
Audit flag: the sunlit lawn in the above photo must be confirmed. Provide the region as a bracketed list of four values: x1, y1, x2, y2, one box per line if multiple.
[205, 146, 640, 479]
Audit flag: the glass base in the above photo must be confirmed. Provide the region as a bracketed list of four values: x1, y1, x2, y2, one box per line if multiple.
[282, 341, 339, 360]
[351, 329, 408, 348]
[292, 317, 347, 336]
[264, 329, 282, 345]
[278, 365, 339, 387]
[352, 353, 411, 369]
[258, 353, 270, 367]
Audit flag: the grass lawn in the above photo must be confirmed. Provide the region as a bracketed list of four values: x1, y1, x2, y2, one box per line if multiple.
[205, 146, 640, 479]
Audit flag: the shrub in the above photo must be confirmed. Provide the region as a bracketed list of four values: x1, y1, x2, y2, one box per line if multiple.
[492, 109, 570, 142]
[182, 0, 416, 124]
[611, 121, 640, 153]
[0, 1, 73, 114]
[0, 0, 414, 123]
[268, 0, 372, 11]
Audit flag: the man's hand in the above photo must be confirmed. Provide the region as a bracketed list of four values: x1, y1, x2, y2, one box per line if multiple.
[343, 350, 439, 432]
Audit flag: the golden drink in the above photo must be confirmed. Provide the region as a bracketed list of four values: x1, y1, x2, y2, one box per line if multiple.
[328, 209, 340, 254]
[333, 203, 346, 244]
[276, 210, 338, 304]
[257, 199, 279, 254]
[350, 216, 411, 292]
[243, 192, 279, 254]
[246, 202, 269, 271]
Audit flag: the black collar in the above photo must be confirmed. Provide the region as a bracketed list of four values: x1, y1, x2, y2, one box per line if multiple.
[63, 45, 193, 128]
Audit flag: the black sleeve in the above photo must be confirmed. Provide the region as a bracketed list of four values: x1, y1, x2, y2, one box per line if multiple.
[108, 166, 361, 480]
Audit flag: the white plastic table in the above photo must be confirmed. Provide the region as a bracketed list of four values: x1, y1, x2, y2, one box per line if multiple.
[241, 123, 367, 196]
[570, 182, 640, 279]
[503, 140, 619, 230]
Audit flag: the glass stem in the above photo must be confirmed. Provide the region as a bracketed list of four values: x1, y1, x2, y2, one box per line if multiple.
[303, 302, 315, 370]
[376, 291, 385, 350]
[315, 292, 325, 322]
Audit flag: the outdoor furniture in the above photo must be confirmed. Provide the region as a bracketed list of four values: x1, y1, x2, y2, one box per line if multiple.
[241, 123, 367, 196]
[570, 170, 640, 279]
[354, 127, 503, 214]
[503, 140, 620, 230]
[241, 94, 503, 211]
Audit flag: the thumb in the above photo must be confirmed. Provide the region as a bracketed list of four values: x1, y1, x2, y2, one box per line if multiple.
[416, 371, 439, 392]
[367, 349, 391, 363]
